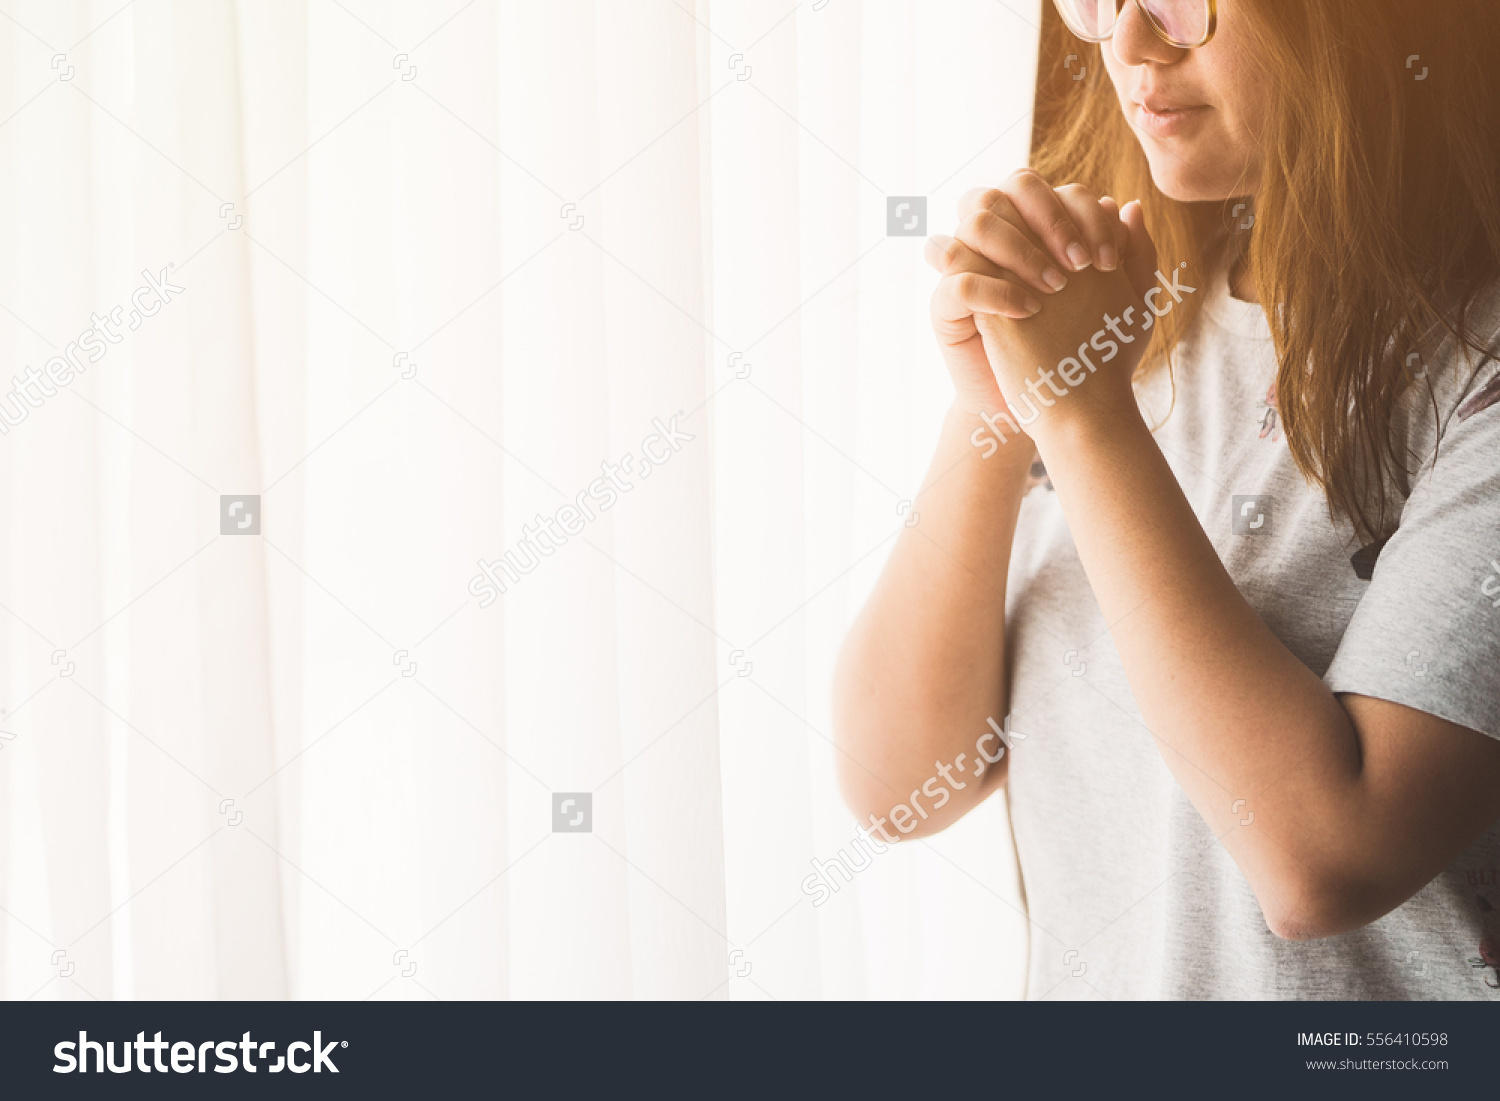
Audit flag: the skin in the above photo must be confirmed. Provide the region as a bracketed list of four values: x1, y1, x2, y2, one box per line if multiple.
[831, 1, 1500, 939]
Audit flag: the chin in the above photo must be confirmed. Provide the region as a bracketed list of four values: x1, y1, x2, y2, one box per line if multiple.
[1144, 154, 1243, 204]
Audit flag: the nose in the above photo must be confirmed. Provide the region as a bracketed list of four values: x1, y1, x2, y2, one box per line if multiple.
[1110, 1, 1188, 67]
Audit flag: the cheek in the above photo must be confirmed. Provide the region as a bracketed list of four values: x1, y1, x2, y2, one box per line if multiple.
[1204, 56, 1270, 148]
[1100, 52, 1128, 104]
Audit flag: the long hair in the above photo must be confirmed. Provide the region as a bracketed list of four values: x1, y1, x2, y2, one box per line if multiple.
[1030, 0, 1500, 541]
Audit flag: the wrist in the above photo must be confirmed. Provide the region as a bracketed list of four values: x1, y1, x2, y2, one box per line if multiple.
[946, 399, 1037, 474]
[1027, 395, 1150, 463]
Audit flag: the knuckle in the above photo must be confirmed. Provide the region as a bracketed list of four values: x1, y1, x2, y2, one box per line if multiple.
[956, 186, 989, 218]
[974, 208, 1005, 235]
[996, 202, 1022, 226]
[977, 187, 1007, 211]
[1086, 212, 1115, 239]
[959, 210, 991, 242]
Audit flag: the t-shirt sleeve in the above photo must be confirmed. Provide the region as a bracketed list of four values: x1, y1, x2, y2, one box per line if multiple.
[1322, 361, 1500, 741]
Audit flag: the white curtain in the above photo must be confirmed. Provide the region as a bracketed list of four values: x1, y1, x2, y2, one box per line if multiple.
[0, 0, 1038, 1000]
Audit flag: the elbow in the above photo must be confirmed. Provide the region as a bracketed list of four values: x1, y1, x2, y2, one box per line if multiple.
[828, 708, 940, 844]
[832, 760, 929, 843]
[828, 706, 909, 835]
[1261, 901, 1348, 943]
[1256, 869, 1402, 942]
[830, 721, 998, 844]
[829, 643, 904, 822]
[834, 772, 898, 836]
[833, 770, 947, 844]
[828, 637, 1002, 841]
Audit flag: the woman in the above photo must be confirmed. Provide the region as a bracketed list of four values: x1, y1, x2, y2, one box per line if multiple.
[832, 0, 1500, 999]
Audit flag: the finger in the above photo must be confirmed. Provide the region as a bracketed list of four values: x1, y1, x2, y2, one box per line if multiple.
[924, 233, 1003, 279]
[1119, 200, 1159, 299]
[933, 269, 1041, 321]
[953, 211, 1069, 295]
[1055, 184, 1121, 272]
[924, 233, 955, 274]
[957, 187, 1049, 252]
[1097, 195, 1130, 257]
[957, 186, 1024, 224]
[999, 168, 1094, 273]
[927, 233, 1056, 311]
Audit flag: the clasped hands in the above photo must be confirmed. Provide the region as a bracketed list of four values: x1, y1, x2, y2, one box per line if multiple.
[925, 169, 1165, 447]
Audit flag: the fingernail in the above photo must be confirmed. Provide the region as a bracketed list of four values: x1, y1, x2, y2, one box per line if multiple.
[1067, 243, 1092, 270]
[1097, 244, 1118, 271]
[1042, 267, 1067, 291]
[1021, 296, 1042, 315]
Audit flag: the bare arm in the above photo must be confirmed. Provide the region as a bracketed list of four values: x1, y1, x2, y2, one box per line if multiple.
[832, 176, 1123, 840]
[967, 188, 1500, 939]
[1019, 398, 1500, 938]
[832, 402, 1031, 838]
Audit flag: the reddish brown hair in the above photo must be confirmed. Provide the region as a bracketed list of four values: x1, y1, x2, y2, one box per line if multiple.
[1031, 0, 1500, 539]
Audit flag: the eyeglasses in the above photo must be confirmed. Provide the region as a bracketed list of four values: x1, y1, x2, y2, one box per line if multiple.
[1052, 0, 1217, 50]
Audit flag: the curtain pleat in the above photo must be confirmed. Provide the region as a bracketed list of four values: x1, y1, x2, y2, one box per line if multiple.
[0, 0, 1039, 1001]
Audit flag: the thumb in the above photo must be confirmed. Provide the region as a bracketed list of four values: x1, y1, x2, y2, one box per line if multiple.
[1119, 199, 1158, 300]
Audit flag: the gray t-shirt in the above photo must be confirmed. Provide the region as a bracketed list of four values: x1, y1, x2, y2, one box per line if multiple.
[1004, 260, 1500, 999]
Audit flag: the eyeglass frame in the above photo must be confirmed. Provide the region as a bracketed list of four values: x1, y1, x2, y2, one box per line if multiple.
[1051, 0, 1218, 50]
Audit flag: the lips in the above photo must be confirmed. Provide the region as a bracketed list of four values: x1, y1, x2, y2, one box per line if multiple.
[1132, 95, 1209, 137]
[1135, 96, 1205, 114]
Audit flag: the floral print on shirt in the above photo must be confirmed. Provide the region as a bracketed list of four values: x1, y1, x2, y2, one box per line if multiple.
[1258, 378, 1281, 442]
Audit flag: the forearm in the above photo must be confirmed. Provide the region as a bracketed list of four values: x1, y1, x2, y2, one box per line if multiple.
[832, 400, 1033, 833]
[944, 179, 1500, 938]
[1032, 406, 1382, 927]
